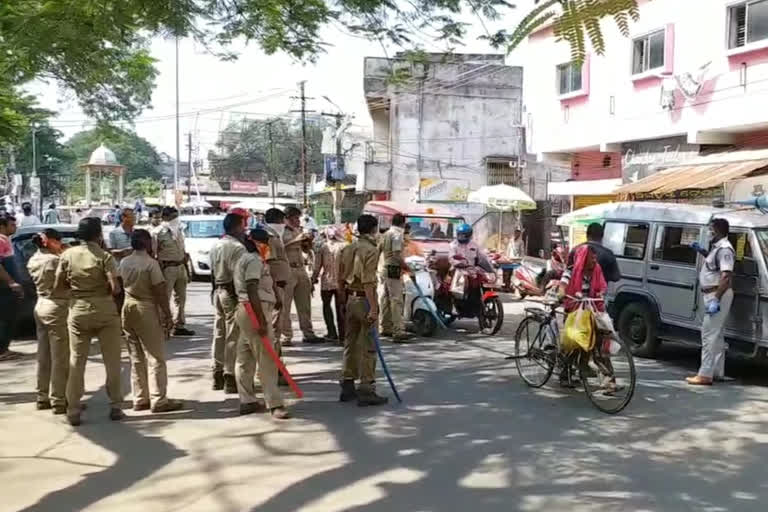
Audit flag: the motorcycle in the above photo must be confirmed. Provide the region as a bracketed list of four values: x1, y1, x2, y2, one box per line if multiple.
[511, 245, 567, 298]
[428, 252, 504, 335]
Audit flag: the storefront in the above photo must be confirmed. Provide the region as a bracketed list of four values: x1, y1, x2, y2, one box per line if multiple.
[548, 178, 622, 245]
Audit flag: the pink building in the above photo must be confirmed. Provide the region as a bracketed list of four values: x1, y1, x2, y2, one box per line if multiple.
[524, 0, 768, 211]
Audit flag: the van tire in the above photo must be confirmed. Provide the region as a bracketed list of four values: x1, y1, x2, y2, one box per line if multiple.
[618, 302, 659, 358]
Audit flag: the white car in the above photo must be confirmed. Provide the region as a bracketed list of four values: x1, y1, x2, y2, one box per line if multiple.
[181, 214, 224, 279]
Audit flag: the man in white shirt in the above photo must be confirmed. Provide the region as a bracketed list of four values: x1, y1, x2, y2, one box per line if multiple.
[506, 228, 525, 260]
[687, 218, 735, 386]
[18, 202, 41, 227]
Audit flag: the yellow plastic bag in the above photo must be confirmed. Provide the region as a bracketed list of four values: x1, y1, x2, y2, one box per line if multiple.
[562, 307, 596, 353]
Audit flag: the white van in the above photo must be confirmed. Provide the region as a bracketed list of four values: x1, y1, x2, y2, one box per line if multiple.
[558, 202, 768, 358]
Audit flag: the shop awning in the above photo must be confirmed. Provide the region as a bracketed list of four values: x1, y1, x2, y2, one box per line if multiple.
[616, 159, 768, 197]
[548, 178, 622, 196]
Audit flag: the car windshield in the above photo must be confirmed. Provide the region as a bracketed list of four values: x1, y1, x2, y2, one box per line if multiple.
[185, 220, 224, 238]
[405, 216, 464, 240]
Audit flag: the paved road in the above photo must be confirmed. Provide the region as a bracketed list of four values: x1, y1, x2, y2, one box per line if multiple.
[2, 283, 768, 512]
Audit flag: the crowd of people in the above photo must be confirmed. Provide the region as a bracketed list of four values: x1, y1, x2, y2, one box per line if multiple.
[2, 199, 737, 426]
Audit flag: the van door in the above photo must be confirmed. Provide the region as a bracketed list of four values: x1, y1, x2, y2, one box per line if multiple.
[725, 230, 761, 342]
[647, 224, 700, 322]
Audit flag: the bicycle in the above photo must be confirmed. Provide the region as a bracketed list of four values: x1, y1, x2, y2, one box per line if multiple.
[513, 297, 636, 414]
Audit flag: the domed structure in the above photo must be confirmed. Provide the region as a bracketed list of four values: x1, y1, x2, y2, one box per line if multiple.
[87, 144, 119, 166]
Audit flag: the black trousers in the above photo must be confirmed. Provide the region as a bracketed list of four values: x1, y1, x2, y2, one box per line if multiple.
[321, 289, 345, 341]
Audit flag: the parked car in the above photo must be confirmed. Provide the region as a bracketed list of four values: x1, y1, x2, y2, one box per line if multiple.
[557, 201, 768, 359]
[182, 214, 224, 279]
[10, 224, 81, 335]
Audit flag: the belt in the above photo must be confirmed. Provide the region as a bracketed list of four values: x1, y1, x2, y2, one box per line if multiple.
[215, 282, 233, 289]
[701, 286, 719, 294]
[290, 262, 303, 268]
[348, 290, 367, 297]
[161, 260, 185, 267]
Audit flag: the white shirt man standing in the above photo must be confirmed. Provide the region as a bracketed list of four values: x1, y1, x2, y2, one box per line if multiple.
[687, 218, 734, 386]
[18, 202, 41, 227]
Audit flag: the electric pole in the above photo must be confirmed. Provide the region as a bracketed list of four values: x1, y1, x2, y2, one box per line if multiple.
[266, 119, 277, 207]
[321, 110, 345, 224]
[186, 132, 193, 200]
[291, 81, 314, 208]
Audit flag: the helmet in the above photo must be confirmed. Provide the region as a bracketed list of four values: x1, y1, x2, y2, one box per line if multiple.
[456, 223, 473, 244]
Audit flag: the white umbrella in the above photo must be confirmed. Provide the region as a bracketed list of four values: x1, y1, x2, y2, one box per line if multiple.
[181, 199, 212, 209]
[467, 184, 536, 250]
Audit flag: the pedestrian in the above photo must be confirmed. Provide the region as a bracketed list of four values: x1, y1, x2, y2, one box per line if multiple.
[280, 206, 325, 345]
[312, 226, 346, 344]
[568, 223, 621, 283]
[378, 213, 411, 342]
[209, 213, 247, 393]
[153, 206, 195, 337]
[120, 229, 184, 412]
[19, 202, 41, 227]
[149, 207, 163, 232]
[233, 228, 291, 419]
[108, 207, 135, 262]
[54, 217, 124, 426]
[0, 215, 23, 361]
[27, 229, 69, 413]
[264, 208, 292, 376]
[70, 208, 83, 225]
[687, 218, 735, 386]
[43, 204, 60, 224]
[338, 214, 388, 406]
[301, 207, 318, 232]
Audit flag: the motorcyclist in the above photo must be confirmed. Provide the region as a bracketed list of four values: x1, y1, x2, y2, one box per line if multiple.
[448, 224, 488, 269]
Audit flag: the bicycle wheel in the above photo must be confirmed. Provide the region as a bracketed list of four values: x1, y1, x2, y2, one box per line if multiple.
[514, 316, 557, 388]
[580, 333, 636, 414]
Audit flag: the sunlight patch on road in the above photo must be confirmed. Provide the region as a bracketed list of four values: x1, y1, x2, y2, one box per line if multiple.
[458, 453, 510, 489]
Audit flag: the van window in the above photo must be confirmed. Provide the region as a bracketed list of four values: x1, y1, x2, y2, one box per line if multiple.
[653, 225, 700, 265]
[603, 222, 649, 259]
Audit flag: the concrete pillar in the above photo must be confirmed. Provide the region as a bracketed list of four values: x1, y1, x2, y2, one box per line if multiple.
[84, 168, 92, 207]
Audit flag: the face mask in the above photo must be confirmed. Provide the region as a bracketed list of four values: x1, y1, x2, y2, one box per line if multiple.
[269, 223, 285, 236]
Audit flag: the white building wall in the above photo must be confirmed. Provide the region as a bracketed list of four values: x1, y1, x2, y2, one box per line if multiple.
[524, 0, 768, 156]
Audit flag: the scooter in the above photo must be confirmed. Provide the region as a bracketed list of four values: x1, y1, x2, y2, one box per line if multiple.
[403, 255, 440, 337]
[511, 246, 567, 298]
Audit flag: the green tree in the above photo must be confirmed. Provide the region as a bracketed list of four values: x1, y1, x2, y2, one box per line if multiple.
[125, 177, 163, 200]
[209, 118, 324, 183]
[65, 127, 162, 199]
[10, 123, 75, 200]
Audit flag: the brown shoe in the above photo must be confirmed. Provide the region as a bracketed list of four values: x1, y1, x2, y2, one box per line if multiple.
[392, 333, 412, 343]
[66, 413, 81, 426]
[133, 402, 151, 411]
[52, 404, 67, 415]
[151, 399, 184, 413]
[271, 406, 291, 420]
[686, 375, 713, 386]
[36, 400, 52, 410]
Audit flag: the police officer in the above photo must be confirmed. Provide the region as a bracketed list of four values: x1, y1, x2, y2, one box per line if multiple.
[379, 213, 410, 342]
[209, 213, 246, 393]
[233, 228, 291, 419]
[28, 229, 69, 414]
[120, 229, 184, 412]
[153, 206, 195, 337]
[264, 208, 291, 359]
[338, 214, 388, 406]
[55, 218, 124, 426]
[280, 206, 324, 345]
[687, 218, 735, 386]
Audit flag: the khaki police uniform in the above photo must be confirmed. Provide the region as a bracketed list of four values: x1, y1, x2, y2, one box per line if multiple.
[698, 237, 735, 379]
[56, 242, 123, 416]
[28, 249, 69, 408]
[279, 225, 316, 342]
[266, 227, 291, 355]
[210, 234, 246, 376]
[378, 225, 405, 336]
[119, 251, 169, 408]
[341, 235, 379, 391]
[234, 252, 284, 409]
[154, 225, 188, 329]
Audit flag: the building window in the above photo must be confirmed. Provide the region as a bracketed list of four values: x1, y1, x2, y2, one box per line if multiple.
[486, 159, 521, 186]
[602, 155, 612, 168]
[557, 62, 583, 95]
[729, 0, 768, 49]
[632, 29, 665, 74]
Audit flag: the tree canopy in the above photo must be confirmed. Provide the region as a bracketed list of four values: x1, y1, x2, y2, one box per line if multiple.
[0, 0, 641, 145]
[208, 118, 324, 183]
